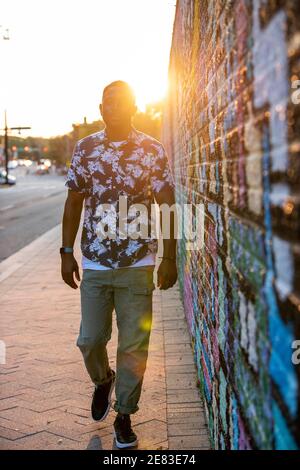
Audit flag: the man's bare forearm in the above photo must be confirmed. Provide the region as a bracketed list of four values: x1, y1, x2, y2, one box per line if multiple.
[161, 210, 177, 259]
[62, 192, 84, 247]
[157, 188, 177, 260]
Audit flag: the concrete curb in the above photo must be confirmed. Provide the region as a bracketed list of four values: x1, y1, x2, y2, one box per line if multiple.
[0, 224, 61, 283]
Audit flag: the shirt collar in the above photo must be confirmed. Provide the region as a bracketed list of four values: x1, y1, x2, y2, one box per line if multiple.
[101, 126, 139, 145]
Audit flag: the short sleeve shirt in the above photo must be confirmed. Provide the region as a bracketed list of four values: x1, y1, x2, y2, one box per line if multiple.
[65, 127, 175, 268]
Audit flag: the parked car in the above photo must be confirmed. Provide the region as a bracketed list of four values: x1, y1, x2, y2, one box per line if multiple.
[36, 164, 49, 175]
[39, 158, 51, 168]
[17, 159, 32, 167]
[7, 160, 18, 170]
[0, 169, 16, 185]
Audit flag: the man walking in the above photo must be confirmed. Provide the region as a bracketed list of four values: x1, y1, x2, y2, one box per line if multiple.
[61, 81, 177, 448]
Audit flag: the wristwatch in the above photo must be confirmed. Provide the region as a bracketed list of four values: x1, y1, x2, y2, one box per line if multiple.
[60, 247, 74, 255]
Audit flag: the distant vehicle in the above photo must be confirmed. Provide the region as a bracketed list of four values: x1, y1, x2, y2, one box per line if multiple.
[7, 160, 18, 170]
[39, 158, 51, 168]
[17, 159, 32, 167]
[36, 164, 49, 175]
[0, 169, 16, 185]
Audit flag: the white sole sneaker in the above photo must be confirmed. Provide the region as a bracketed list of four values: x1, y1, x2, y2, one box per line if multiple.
[113, 430, 138, 449]
[92, 374, 116, 422]
[98, 378, 115, 422]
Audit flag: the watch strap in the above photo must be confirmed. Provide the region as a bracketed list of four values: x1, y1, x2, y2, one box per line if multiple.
[60, 247, 74, 254]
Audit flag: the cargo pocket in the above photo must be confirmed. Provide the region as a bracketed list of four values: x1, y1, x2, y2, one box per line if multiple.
[127, 283, 155, 328]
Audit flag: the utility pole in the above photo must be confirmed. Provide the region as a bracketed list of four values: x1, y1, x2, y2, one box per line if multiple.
[1, 26, 14, 183]
[2, 110, 31, 184]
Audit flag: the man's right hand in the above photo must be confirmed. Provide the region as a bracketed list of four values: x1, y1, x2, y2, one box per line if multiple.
[61, 254, 81, 289]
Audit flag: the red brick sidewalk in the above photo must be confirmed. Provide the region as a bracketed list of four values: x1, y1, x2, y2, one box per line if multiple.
[0, 224, 210, 450]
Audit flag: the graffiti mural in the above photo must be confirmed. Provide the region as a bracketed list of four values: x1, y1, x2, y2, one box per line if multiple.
[163, 0, 300, 449]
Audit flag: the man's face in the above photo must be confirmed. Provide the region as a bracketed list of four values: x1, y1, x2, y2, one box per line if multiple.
[100, 86, 136, 127]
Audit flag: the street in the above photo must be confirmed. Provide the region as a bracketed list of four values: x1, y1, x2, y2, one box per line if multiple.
[0, 166, 67, 262]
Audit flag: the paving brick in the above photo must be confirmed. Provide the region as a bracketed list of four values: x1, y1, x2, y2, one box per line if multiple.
[7, 431, 79, 450]
[167, 389, 201, 403]
[168, 435, 211, 450]
[168, 423, 209, 436]
[0, 425, 26, 441]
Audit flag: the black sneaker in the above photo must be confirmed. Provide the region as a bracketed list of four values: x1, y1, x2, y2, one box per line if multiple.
[91, 369, 116, 421]
[113, 414, 138, 449]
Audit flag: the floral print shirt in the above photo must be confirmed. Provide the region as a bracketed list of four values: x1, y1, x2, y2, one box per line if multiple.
[65, 127, 174, 268]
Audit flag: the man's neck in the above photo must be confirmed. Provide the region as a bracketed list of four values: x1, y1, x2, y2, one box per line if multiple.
[105, 123, 133, 142]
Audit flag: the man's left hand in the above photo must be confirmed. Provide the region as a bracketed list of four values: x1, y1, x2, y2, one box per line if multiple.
[157, 259, 178, 290]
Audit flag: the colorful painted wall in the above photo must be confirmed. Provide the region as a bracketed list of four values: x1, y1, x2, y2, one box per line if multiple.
[163, 0, 300, 449]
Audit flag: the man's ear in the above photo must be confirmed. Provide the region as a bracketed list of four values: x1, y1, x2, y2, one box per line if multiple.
[99, 103, 103, 116]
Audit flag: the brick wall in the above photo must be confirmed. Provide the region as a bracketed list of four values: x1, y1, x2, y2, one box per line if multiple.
[163, 0, 300, 449]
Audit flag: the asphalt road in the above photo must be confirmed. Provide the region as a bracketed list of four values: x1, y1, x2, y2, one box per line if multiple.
[0, 166, 68, 262]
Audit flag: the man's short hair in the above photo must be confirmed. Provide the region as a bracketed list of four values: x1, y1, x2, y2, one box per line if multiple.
[102, 80, 136, 104]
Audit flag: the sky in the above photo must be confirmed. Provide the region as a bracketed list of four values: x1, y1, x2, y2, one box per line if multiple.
[0, 0, 176, 138]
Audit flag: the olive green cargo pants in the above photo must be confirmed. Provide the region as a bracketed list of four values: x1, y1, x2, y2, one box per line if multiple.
[77, 265, 155, 415]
